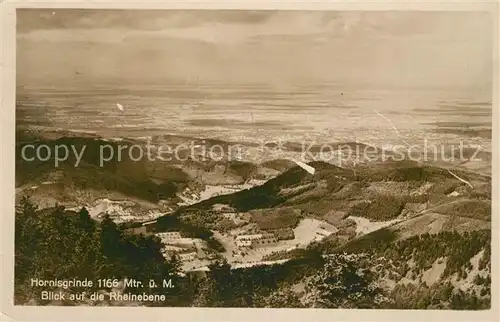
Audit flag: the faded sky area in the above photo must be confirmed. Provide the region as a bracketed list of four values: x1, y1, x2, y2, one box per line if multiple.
[17, 9, 493, 90]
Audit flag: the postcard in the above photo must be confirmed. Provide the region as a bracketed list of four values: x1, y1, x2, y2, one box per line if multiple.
[1, 1, 498, 321]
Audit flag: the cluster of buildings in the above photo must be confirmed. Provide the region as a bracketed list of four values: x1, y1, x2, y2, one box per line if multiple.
[154, 231, 202, 262]
[235, 233, 278, 248]
[232, 224, 296, 249]
[91, 202, 169, 225]
[156, 231, 183, 240]
[123, 220, 204, 263]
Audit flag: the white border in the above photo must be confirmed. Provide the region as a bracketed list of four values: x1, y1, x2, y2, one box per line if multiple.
[1, 1, 499, 321]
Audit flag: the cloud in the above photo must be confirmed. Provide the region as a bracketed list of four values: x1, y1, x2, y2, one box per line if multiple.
[16, 9, 275, 32]
[18, 10, 491, 45]
[16, 10, 493, 89]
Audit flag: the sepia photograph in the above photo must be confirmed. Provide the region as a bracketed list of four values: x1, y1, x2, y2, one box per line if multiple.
[5, 3, 497, 314]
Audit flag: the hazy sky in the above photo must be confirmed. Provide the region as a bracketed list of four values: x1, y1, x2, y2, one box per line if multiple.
[17, 9, 493, 90]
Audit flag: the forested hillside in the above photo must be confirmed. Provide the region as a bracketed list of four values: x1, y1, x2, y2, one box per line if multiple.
[15, 197, 491, 309]
[14, 198, 187, 305]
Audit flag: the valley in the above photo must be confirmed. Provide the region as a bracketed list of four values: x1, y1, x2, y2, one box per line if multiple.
[14, 127, 492, 308]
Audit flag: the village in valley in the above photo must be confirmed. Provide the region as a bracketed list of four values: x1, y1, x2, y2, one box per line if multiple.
[121, 201, 339, 272]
